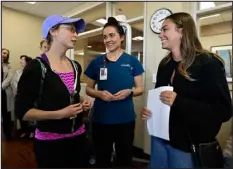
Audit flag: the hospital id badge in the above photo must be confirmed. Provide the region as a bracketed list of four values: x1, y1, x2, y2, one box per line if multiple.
[100, 68, 107, 80]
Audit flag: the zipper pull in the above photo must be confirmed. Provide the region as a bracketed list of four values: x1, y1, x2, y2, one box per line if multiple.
[191, 144, 196, 152]
[71, 119, 75, 133]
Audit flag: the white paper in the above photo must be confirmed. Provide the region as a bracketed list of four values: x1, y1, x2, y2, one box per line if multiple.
[146, 86, 173, 141]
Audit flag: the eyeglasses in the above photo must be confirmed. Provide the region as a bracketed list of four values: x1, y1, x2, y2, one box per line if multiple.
[59, 25, 76, 33]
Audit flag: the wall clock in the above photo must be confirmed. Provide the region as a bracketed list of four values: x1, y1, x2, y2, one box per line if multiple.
[150, 8, 172, 34]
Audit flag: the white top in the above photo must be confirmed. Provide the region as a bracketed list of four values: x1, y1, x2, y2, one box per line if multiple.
[223, 135, 232, 158]
[11, 69, 23, 96]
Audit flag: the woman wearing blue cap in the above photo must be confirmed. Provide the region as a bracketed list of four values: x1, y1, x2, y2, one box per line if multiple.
[15, 15, 92, 168]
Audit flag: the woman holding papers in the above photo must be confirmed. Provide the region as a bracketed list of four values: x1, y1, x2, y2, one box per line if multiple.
[141, 12, 232, 168]
[85, 17, 144, 168]
[15, 15, 91, 168]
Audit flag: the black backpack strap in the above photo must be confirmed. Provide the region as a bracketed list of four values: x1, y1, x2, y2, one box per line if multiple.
[69, 59, 79, 91]
[71, 60, 79, 71]
[29, 57, 47, 128]
[30, 58, 47, 127]
[34, 57, 47, 108]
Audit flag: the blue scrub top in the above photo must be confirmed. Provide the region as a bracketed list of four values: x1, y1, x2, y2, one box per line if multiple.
[84, 52, 144, 124]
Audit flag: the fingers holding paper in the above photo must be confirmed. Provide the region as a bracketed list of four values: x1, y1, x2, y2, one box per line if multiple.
[160, 91, 177, 106]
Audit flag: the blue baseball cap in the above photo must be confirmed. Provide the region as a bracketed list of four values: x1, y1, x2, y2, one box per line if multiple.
[42, 15, 86, 39]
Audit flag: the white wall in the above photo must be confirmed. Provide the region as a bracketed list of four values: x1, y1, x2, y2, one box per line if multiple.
[2, 7, 44, 72]
[200, 33, 232, 51]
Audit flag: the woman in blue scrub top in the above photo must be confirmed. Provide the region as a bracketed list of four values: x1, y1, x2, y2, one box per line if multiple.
[85, 17, 144, 168]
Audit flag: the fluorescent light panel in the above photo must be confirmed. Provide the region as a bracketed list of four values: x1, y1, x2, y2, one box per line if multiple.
[199, 14, 220, 20]
[132, 36, 144, 41]
[199, 2, 215, 10]
[95, 18, 107, 24]
[26, 2, 36, 4]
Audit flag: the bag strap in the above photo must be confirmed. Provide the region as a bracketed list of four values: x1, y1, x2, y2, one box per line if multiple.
[69, 59, 79, 91]
[34, 58, 47, 107]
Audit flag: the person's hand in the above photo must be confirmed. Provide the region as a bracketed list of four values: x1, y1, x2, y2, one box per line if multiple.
[59, 103, 83, 119]
[141, 107, 151, 120]
[160, 91, 177, 106]
[113, 89, 131, 101]
[99, 90, 114, 102]
[82, 99, 92, 111]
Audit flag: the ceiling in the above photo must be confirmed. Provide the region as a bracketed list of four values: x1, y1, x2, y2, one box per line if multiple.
[2, 2, 231, 29]
[2, 2, 85, 18]
[199, 2, 231, 10]
[2, 2, 232, 55]
[199, 9, 232, 26]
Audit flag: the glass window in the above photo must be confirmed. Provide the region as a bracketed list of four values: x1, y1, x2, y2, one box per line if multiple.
[74, 3, 106, 83]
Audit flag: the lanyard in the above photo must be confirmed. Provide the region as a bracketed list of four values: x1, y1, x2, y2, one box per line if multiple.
[103, 57, 107, 68]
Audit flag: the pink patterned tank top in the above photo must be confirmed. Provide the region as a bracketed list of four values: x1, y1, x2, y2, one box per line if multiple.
[35, 71, 85, 140]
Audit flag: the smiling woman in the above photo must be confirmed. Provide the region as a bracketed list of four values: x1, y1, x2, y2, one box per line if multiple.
[84, 17, 145, 168]
[15, 15, 92, 168]
[141, 12, 232, 168]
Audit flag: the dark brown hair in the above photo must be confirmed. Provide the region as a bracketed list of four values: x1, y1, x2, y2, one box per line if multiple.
[103, 17, 125, 44]
[161, 12, 224, 81]
[20, 55, 32, 63]
[2, 48, 10, 64]
[46, 24, 60, 45]
[103, 17, 125, 37]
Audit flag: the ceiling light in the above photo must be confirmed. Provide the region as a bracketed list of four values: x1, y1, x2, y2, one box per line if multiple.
[26, 2, 36, 4]
[96, 18, 107, 24]
[100, 52, 106, 55]
[87, 45, 92, 48]
[78, 52, 84, 55]
[199, 14, 220, 20]
[132, 36, 144, 41]
[199, 2, 215, 10]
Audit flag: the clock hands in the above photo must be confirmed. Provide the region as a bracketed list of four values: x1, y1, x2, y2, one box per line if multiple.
[158, 18, 165, 22]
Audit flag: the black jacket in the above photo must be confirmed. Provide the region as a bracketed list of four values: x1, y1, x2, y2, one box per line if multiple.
[15, 58, 83, 133]
[155, 53, 232, 152]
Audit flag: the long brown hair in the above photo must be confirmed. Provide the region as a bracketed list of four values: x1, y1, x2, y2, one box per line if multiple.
[161, 12, 224, 81]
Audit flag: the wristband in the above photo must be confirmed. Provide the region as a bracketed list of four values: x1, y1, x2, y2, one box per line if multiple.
[129, 89, 133, 96]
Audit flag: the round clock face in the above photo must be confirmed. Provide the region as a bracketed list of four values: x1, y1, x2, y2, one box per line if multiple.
[150, 8, 172, 34]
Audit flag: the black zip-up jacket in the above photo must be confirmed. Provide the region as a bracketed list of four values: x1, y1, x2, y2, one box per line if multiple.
[15, 58, 83, 133]
[155, 53, 232, 152]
